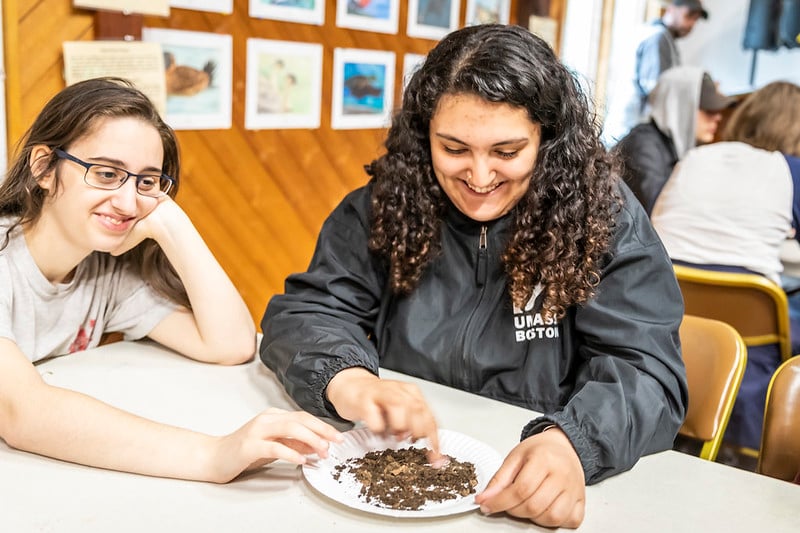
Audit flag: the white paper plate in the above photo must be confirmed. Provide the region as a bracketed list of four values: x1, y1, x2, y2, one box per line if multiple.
[302, 428, 503, 518]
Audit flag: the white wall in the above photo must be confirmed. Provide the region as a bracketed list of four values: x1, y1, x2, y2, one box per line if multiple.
[559, 0, 604, 110]
[561, 0, 604, 81]
[677, 0, 800, 95]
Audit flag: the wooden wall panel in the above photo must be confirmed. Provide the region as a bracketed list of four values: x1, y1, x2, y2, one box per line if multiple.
[6, 0, 520, 326]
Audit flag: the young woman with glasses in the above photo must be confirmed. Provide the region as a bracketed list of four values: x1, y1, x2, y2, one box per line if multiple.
[0, 78, 341, 482]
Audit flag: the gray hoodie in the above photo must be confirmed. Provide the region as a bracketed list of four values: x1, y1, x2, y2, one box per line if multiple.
[614, 66, 704, 214]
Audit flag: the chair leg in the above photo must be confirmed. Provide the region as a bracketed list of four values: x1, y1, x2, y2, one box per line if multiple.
[715, 442, 758, 471]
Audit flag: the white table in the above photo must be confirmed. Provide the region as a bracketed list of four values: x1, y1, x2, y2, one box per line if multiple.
[2, 340, 799, 532]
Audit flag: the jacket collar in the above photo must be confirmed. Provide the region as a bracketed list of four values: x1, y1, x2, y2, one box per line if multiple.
[443, 196, 513, 235]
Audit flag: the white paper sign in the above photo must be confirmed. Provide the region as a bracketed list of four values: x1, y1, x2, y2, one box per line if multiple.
[73, 0, 170, 16]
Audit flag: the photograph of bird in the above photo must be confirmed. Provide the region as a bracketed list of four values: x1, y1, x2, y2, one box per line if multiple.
[344, 74, 383, 99]
[164, 51, 216, 97]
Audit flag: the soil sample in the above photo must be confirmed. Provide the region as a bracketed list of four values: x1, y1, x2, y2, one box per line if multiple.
[333, 447, 477, 510]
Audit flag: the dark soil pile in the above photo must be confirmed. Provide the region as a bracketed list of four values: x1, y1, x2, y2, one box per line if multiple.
[333, 447, 477, 510]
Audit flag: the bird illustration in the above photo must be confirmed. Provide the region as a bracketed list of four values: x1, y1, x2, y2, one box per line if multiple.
[163, 51, 216, 97]
[344, 74, 382, 99]
[349, 0, 372, 9]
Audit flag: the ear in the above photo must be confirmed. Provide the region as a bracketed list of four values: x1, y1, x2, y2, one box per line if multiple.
[29, 145, 55, 191]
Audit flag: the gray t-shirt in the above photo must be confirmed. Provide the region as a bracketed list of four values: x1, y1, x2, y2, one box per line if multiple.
[0, 218, 178, 362]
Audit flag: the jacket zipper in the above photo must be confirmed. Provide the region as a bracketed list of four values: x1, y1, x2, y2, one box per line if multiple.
[476, 225, 487, 286]
[457, 224, 489, 388]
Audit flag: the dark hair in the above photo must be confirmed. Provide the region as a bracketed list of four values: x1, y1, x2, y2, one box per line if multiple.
[0, 77, 188, 307]
[367, 24, 620, 318]
[721, 81, 800, 157]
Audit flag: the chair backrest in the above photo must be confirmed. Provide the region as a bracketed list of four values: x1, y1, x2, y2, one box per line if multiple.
[673, 264, 792, 361]
[757, 356, 800, 480]
[678, 315, 748, 461]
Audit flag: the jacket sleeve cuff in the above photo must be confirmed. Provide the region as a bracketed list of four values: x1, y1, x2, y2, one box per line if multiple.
[314, 356, 380, 420]
[521, 415, 602, 484]
[521, 417, 558, 439]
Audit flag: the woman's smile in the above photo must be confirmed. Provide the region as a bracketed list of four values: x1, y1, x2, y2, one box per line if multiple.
[429, 93, 541, 222]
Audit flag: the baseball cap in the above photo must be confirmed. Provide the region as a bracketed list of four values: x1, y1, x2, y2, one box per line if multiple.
[699, 73, 735, 111]
[672, 0, 709, 19]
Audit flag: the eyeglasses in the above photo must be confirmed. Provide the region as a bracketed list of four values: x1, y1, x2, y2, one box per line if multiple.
[54, 149, 175, 198]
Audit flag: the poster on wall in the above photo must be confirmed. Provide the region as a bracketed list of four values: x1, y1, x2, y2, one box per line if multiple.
[335, 0, 399, 34]
[402, 52, 426, 92]
[465, 0, 510, 26]
[244, 39, 323, 130]
[249, 0, 325, 25]
[331, 48, 395, 130]
[62, 41, 167, 116]
[169, 0, 232, 13]
[407, 0, 460, 40]
[142, 28, 233, 130]
[73, 0, 169, 16]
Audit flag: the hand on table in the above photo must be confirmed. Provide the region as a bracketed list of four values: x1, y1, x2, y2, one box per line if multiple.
[208, 407, 343, 483]
[475, 427, 586, 528]
[325, 368, 443, 464]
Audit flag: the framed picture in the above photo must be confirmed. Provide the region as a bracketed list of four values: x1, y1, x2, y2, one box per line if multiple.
[249, 0, 325, 25]
[465, 0, 510, 26]
[142, 28, 233, 130]
[407, 0, 460, 40]
[335, 0, 399, 34]
[169, 0, 232, 13]
[331, 48, 395, 130]
[245, 39, 323, 130]
[402, 52, 426, 92]
[73, 0, 168, 16]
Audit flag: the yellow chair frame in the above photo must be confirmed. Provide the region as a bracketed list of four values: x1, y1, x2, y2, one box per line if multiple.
[757, 356, 800, 481]
[678, 315, 748, 461]
[673, 264, 792, 361]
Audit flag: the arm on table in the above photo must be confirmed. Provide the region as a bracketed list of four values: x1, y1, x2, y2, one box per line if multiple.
[0, 338, 341, 482]
[476, 198, 687, 528]
[260, 187, 441, 457]
[112, 198, 256, 365]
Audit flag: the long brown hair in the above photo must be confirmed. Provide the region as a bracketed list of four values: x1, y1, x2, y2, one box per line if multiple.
[721, 81, 800, 157]
[367, 25, 620, 318]
[0, 77, 189, 307]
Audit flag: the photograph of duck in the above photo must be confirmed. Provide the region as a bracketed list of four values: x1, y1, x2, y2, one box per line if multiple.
[143, 27, 233, 130]
[331, 47, 394, 129]
[336, 0, 399, 33]
[344, 0, 393, 23]
[164, 51, 216, 97]
[342, 64, 386, 114]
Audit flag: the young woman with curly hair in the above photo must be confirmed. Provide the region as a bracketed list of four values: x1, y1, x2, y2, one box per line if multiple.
[261, 24, 686, 528]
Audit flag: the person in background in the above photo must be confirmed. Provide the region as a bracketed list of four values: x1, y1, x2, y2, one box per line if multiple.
[651, 80, 800, 454]
[602, 0, 709, 146]
[260, 24, 687, 529]
[614, 66, 734, 214]
[0, 78, 342, 482]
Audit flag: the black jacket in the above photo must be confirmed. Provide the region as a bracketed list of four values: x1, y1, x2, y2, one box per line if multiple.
[260, 182, 687, 484]
[614, 120, 679, 215]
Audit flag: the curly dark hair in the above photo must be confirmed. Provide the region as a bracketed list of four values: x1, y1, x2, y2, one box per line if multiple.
[367, 24, 620, 318]
[0, 77, 188, 308]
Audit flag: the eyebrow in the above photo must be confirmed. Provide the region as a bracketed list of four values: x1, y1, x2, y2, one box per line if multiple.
[434, 133, 529, 146]
[85, 156, 163, 174]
